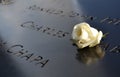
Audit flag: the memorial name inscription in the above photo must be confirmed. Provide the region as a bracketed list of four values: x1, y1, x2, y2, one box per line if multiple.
[21, 21, 70, 38]
[28, 5, 120, 25]
[0, 40, 49, 68]
[20, 21, 120, 54]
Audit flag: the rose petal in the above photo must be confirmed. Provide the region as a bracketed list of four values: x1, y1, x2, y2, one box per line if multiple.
[72, 22, 103, 48]
[89, 31, 103, 47]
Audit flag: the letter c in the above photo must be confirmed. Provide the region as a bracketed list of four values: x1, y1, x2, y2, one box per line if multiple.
[7, 45, 24, 53]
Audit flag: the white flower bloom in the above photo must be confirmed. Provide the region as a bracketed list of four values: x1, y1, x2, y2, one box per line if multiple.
[72, 22, 103, 48]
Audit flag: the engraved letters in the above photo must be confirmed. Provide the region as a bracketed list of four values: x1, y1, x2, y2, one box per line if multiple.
[20, 21, 70, 38]
[28, 5, 120, 26]
[0, 40, 50, 68]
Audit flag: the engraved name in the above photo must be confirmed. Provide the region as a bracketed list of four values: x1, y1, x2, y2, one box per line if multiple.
[28, 5, 120, 25]
[21, 21, 70, 38]
[0, 40, 50, 68]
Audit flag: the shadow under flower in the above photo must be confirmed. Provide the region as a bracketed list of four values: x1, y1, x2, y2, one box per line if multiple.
[76, 45, 105, 65]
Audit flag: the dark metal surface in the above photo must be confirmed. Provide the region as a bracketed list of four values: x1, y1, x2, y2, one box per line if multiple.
[0, 0, 120, 77]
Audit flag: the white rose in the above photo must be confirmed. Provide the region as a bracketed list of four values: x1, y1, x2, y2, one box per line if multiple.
[72, 22, 103, 48]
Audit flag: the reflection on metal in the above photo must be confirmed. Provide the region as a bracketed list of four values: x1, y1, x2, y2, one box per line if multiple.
[76, 45, 105, 65]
